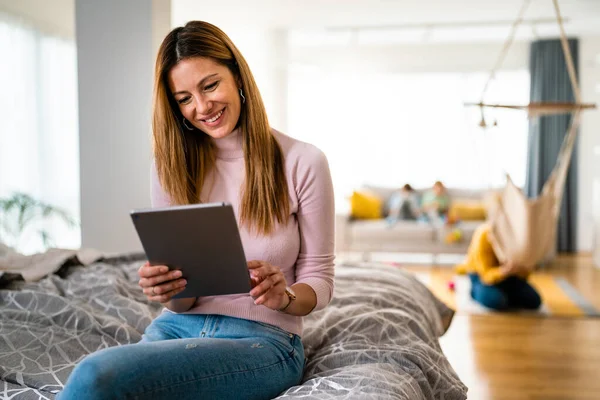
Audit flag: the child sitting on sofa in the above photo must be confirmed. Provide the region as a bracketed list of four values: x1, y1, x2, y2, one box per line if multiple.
[421, 181, 450, 219]
[386, 184, 421, 225]
[456, 223, 542, 311]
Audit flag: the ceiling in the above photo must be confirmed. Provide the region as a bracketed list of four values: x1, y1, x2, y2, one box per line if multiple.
[173, 0, 600, 43]
[0, 0, 74, 38]
[1, 0, 599, 44]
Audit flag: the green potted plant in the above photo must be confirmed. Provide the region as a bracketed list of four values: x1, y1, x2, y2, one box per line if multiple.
[0, 192, 77, 252]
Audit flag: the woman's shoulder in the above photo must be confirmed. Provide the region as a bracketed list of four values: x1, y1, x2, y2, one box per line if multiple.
[272, 128, 329, 168]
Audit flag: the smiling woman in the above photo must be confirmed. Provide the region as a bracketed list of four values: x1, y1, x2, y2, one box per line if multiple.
[152, 21, 290, 235]
[58, 20, 336, 400]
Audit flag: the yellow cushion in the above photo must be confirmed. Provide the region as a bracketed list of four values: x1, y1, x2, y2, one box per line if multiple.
[448, 201, 487, 221]
[349, 191, 383, 219]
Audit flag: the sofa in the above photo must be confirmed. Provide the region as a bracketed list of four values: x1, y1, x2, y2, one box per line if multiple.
[335, 185, 492, 260]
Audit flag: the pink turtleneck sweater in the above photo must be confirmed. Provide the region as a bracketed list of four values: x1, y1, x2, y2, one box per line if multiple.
[150, 129, 335, 336]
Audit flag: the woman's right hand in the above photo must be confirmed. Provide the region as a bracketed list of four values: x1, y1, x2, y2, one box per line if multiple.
[138, 262, 187, 303]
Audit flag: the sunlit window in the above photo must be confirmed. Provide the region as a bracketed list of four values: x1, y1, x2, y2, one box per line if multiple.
[0, 13, 80, 253]
[288, 67, 530, 211]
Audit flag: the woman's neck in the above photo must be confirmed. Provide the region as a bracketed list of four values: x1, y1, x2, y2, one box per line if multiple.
[211, 128, 243, 160]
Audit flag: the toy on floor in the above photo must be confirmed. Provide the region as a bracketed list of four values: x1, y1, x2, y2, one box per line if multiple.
[384, 261, 402, 267]
[445, 228, 463, 244]
[447, 280, 456, 291]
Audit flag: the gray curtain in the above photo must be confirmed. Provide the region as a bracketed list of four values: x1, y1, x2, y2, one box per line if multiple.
[525, 38, 578, 252]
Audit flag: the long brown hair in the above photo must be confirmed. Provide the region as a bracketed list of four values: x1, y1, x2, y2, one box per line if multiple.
[152, 21, 290, 235]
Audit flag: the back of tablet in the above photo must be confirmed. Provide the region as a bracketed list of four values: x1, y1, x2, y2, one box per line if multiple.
[130, 202, 251, 299]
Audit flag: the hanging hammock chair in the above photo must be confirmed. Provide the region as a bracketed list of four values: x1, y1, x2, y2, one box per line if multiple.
[466, 0, 596, 268]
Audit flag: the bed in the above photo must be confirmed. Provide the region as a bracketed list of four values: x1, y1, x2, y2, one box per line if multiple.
[0, 253, 467, 399]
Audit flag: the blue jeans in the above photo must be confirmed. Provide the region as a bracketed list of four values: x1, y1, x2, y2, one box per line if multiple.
[469, 274, 542, 311]
[58, 313, 305, 400]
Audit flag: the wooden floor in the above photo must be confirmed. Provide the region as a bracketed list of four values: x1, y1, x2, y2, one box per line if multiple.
[422, 254, 600, 400]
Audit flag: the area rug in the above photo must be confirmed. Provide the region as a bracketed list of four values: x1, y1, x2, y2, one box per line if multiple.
[415, 271, 600, 318]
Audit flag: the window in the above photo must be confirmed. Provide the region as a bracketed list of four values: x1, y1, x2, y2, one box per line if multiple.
[0, 13, 80, 254]
[287, 67, 530, 211]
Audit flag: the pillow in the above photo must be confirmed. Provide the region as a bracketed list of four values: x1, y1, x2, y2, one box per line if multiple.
[448, 200, 487, 221]
[349, 191, 383, 219]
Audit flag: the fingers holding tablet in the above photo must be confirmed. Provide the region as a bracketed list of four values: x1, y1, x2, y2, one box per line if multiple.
[138, 262, 187, 303]
[248, 261, 287, 310]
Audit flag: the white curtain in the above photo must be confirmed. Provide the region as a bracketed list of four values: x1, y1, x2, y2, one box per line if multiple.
[287, 68, 530, 211]
[0, 12, 80, 254]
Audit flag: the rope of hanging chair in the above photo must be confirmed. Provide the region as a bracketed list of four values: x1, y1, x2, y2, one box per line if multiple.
[542, 110, 581, 209]
[552, 0, 581, 103]
[539, 0, 582, 204]
[480, 0, 582, 202]
[484, 0, 587, 266]
[479, 0, 532, 103]
[478, 0, 532, 190]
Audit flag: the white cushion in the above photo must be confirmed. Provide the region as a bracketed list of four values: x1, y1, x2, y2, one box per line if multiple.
[350, 220, 435, 242]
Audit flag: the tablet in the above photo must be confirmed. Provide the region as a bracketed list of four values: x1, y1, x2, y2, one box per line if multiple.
[130, 202, 251, 299]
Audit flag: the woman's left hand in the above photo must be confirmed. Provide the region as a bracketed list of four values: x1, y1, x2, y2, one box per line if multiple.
[247, 260, 287, 311]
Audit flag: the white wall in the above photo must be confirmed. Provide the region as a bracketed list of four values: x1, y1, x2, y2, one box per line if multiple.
[578, 36, 600, 252]
[76, 0, 170, 254]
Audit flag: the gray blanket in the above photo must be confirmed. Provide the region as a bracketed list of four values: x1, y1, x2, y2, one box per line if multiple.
[0, 256, 467, 399]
